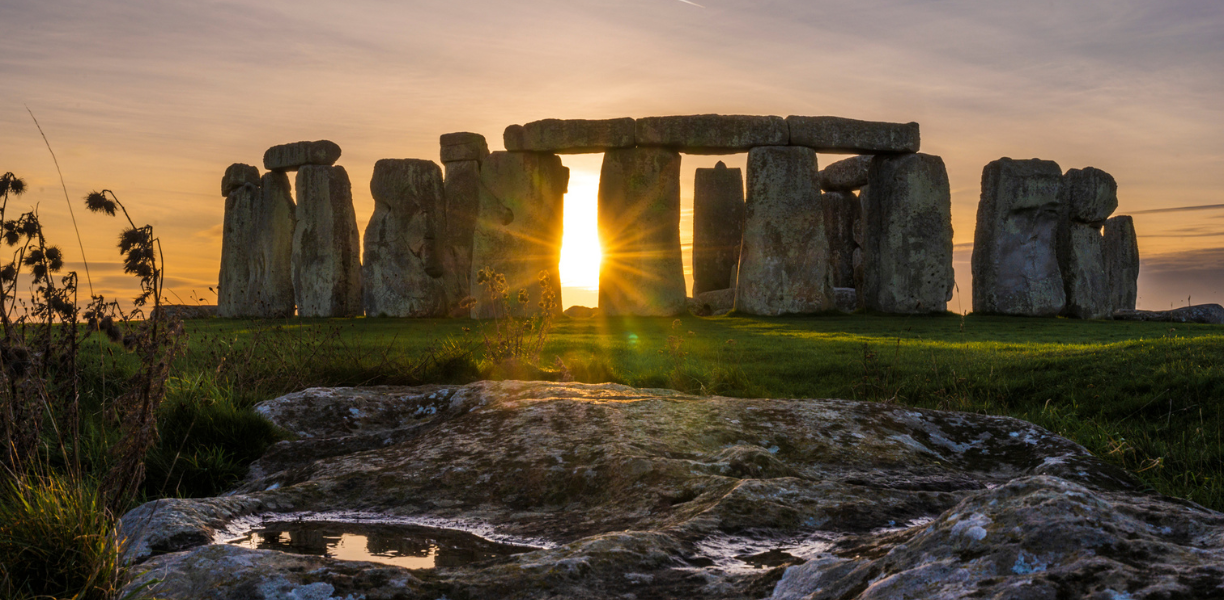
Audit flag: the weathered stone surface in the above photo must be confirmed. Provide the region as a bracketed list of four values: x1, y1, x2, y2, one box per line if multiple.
[471, 152, 567, 318]
[635, 114, 788, 154]
[736, 146, 834, 315]
[862, 153, 954, 314]
[1062, 167, 1118, 224]
[503, 118, 635, 154]
[598, 147, 687, 316]
[440, 160, 482, 313]
[363, 159, 448, 317]
[1058, 222, 1111, 319]
[692, 161, 745, 295]
[220, 163, 259, 196]
[439, 131, 489, 164]
[822, 191, 859, 289]
[217, 183, 257, 318]
[971, 158, 1066, 316]
[688, 288, 735, 316]
[292, 165, 363, 317]
[1114, 304, 1224, 324]
[833, 287, 857, 313]
[1105, 215, 1139, 311]
[818, 155, 872, 191]
[786, 116, 920, 154]
[218, 172, 296, 319]
[122, 381, 1223, 600]
[263, 140, 342, 172]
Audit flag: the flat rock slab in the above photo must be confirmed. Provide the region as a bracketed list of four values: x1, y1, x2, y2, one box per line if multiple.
[122, 381, 1223, 599]
[263, 140, 342, 172]
[818, 155, 872, 191]
[635, 114, 788, 154]
[1113, 304, 1224, 324]
[787, 116, 920, 154]
[504, 118, 635, 153]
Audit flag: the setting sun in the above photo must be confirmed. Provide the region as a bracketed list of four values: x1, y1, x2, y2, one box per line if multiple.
[558, 156, 605, 308]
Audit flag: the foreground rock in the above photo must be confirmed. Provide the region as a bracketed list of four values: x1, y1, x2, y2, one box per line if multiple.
[263, 140, 342, 172]
[292, 165, 363, 317]
[504, 118, 635, 153]
[1104, 215, 1140, 311]
[635, 114, 788, 154]
[363, 159, 448, 317]
[786, 116, 920, 154]
[1113, 304, 1224, 324]
[692, 161, 745, 295]
[122, 381, 1223, 599]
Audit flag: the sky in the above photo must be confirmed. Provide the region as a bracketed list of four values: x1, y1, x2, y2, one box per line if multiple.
[1, 0, 1222, 312]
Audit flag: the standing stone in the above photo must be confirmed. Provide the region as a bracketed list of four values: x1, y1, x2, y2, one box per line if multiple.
[439, 132, 489, 164]
[221, 163, 260, 196]
[598, 148, 687, 316]
[1104, 215, 1139, 311]
[503, 118, 635, 154]
[292, 165, 363, 317]
[471, 152, 567, 319]
[862, 153, 954, 314]
[263, 140, 342, 172]
[853, 186, 869, 307]
[217, 182, 257, 318]
[440, 160, 482, 314]
[971, 159, 1066, 316]
[248, 172, 296, 317]
[735, 146, 834, 315]
[692, 161, 745, 295]
[362, 159, 448, 317]
[823, 191, 860, 289]
[819, 155, 873, 191]
[1057, 167, 1117, 319]
[786, 117, 920, 154]
[1062, 167, 1118, 223]
[634, 115, 788, 154]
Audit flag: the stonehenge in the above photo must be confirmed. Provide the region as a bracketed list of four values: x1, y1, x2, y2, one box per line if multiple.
[215, 116, 1148, 322]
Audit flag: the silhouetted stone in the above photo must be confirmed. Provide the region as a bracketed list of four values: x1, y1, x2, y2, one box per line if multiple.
[292, 165, 362, 317]
[823, 191, 859, 289]
[819, 155, 872, 191]
[471, 152, 567, 319]
[1113, 304, 1224, 324]
[787, 116, 920, 154]
[440, 160, 482, 313]
[598, 147, 686, 316]
[363, 159, 448, 317]
[1104, 215, 1139, 311]
[692, 161, 745, 295]
[439, 132, 489, 164]
[972, 158, 1066, 316]
[862, 153, 954, 314]
[1059, 222, 1110, 319]
[635, 114, 787, 154]
[220, 163, 260, 196]
[1062, 167, 1118, 224]
[263, 140, 342, 172]
[736, 146, 834, 315]
[504, 118, 635, 153]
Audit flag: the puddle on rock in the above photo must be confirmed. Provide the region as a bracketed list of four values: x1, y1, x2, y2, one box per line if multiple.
[227, 520, 539, 569]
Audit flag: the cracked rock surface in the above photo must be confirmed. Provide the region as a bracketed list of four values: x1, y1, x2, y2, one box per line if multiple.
[122, 381, 1224, 599]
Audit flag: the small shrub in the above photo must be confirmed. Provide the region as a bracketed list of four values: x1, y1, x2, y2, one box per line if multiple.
[474, 267, 559, 377]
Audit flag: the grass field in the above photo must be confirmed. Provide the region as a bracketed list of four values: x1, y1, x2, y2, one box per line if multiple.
[151, 312, 1224, 512]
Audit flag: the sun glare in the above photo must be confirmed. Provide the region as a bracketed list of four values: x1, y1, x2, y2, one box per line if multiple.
[559, 162, 603, 302]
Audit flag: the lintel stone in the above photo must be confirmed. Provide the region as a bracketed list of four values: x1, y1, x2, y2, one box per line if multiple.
[635, 114, 788, 154]
[787, 116, 919, 154]
[504, 118, 635, 154]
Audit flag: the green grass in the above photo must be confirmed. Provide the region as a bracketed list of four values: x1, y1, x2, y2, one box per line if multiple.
[153, 313, 1223, 512]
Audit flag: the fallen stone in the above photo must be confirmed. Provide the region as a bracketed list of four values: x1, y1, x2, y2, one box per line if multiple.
[471, 152, 567, 318]
[833, 287, 857, 313]
[503, 118, 635, 153]
[688, 288, 735, 316]
[786, 116, 920, 154]
[822, 191, 859, 289]
[439, 132, 489, 164]
[1058, 222, 1111, 319]
[220, 163, 260, 196]
[563, 305, 598, 319]
[598, 147, 687, 316]
[635, 114, 788, 154]
[861, 153, 954, 314]
[736, 146, 834, 315]
[971, 158, 1066, 316]
[263, 140, 342, 172]
[440, 160, 483, 313]
[292, 165, 363, 317]
[363, 159, 449, 317]
[1104, 215, 1139, 311]
[1113, 304, 1224, 325]
[1062, 167, 1118, 224]
[692, 161, 745, 295]
[818, 155, 872, 191]
[121, 381, 1222, 600]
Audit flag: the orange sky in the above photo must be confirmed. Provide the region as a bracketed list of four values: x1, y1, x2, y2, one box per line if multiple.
[2, 0, 1221, 311]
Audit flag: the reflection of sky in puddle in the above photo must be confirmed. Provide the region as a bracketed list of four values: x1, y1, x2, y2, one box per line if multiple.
[693, 533, 836, 573]
[228, 521, 538, 569]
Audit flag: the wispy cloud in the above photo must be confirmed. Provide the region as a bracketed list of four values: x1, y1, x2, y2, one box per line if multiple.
[1133, 203, 1224, 214]
[676, 0, 706, 7]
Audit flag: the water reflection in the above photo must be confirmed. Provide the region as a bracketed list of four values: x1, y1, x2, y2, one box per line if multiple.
[228, 521, 537, 569]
